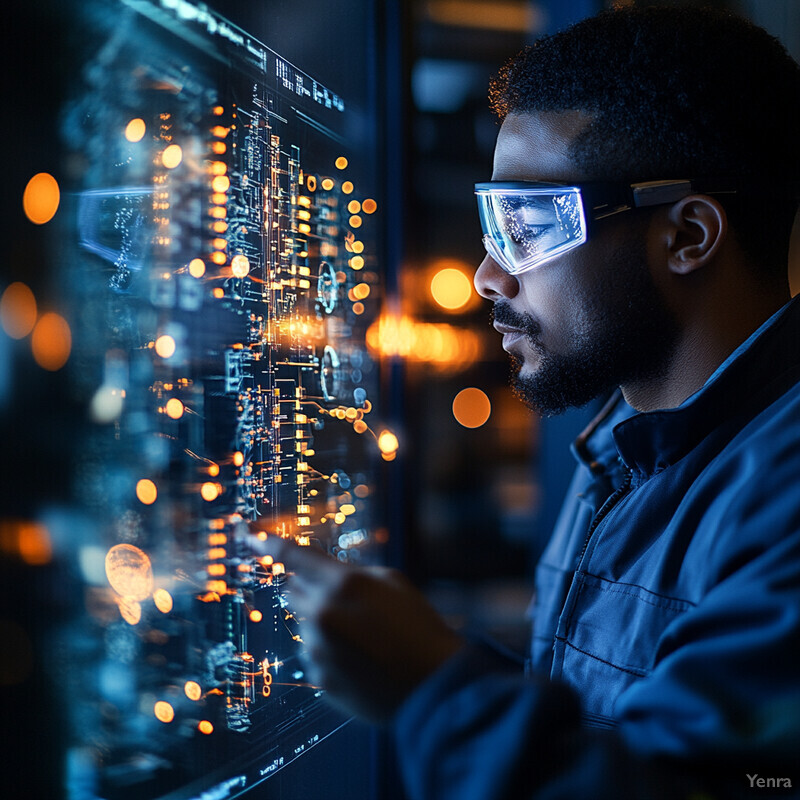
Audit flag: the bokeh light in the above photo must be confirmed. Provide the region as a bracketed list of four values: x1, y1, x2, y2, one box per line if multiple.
[452, 387, 491, 428]
[162, 144, 183, 169]
[105, 543, 154, 601]
[31, 312, 71, 371]
[165, 398, 185, 419]
[23, 172, 60, 225]
[154, 700, 175, 723]
[184, 680, 202, 701]
[231, 254, 250, 278]
[125, 118, 146, 142]
[155, 334, 176, 358]
[136, 478, 158, 505]
[431, 267, 473, 311]
[0, 282, 37, 339]
[153, 588, 173, 614]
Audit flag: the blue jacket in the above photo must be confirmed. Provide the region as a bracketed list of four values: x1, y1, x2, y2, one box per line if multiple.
[394, 296, 800, 799]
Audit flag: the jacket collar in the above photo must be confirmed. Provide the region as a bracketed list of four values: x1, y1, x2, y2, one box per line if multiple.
[612, 294, 800, 479]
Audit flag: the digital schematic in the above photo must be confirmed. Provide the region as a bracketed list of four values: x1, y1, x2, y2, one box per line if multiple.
[58, 1, 386, 797]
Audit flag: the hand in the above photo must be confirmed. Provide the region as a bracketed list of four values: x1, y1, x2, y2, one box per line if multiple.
[258, 535, 465, 723]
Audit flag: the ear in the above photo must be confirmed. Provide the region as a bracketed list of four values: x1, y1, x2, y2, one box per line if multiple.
[664, 194, 728, 276]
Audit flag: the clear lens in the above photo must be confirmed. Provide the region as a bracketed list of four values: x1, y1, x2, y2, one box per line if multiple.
[476, 185, 587, 274]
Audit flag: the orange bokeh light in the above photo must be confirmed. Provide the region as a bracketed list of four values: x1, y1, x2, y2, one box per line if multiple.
[231, 254, 250, 278]
[162, 144, 183, 169]
[184, 680, 202, 701]
[31, 312, 71, 371]
[136, 478, 158, 505]
[431, 266, 473, 311]
[154, 700, 175, 723]
[105, 543, 154, 600]
[154, 334, 176, 358]
[153, 588, 173, 614]
[23, 172, 60, 225]
[165, 397, 185, 419]
[452, 387, 491, 429]
[198, 720, 214, 735]
[0, 282, 37, 339]
[125, 118, 146, 143]
[362, 198, 377, 214]
[249, 609, 263, 623]
[335, 156, 348, 170]
[201, 482, 220, 501]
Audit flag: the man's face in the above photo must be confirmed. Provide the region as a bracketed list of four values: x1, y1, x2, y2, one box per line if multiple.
[474, 111, 679, 415]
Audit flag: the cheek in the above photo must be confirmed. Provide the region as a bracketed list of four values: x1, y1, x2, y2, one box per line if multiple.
[517, 256, 596, 342]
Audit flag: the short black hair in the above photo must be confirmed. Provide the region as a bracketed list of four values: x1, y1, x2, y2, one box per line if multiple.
[490, 6, 800, 276]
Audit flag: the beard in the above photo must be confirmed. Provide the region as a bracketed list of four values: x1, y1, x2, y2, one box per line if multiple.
[493, 241, 679, 416]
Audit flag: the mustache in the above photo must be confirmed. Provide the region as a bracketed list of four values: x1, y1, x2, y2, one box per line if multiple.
[491, 301, 541, 336]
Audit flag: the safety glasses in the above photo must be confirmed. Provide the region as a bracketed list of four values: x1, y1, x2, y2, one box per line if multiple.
[475, 179, 696, 275]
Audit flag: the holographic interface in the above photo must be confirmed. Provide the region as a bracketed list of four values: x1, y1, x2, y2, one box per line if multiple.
[55, 1, 384, 796]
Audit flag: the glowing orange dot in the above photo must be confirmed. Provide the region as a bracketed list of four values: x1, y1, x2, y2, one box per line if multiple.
[347, 200, 361, 214]
[378, 430, 399, 455]
[350, 256, 364, 270]
[201, 482, 220, 501]
[153, 588, 173, 614]
[342, 181, 354, 195]
[165, 398, 184, 419]
[212, 221, 228, 233]
[211, 125, 229, 138]
[249, 609, 263, 623]
[352, 302, 364, 315]
[233, 451, 244, 467]
[321, 178, 335, 191]
[23, 172, 60, 225]
[212, 105, 224, 116]
[15, 521, 52, 565]
[154, 334, 176, 358]
[431, 267, 473, 311]
[189, 258, 206, 278]
[349, 215, 362, 228]
[212, 239, 227, 253]
[0, 282, 37, 339]
[208, 563, 226, 576]
[162, 144, 183, 169]
[335, 156, 348, 170]
[352, 240, 365, 253]
[105, 543, 154, 600]
[210, 161, 227, 176]
[211, 141, 227, 154]
[154, 701, 175, 723]
[353, 420, 367, 434]
[207, 463, 219, 477]
[198, 720, 214, 734]
[353, 282, 370, 300]
[211, 175, 230, 193]
[136, 479, 158, 505]
[211, 251, 227, 265]
[31, 312, 71, 371]
[209, 206, 227, 219]
[452, 387, 491, 429]
[213, 288, 224, 298]
[211, 192, 228, 205]
[362, 198, 377, 214]
[231, 254, 250, 278]
[184, 680, 202, 701]
[125, 118, 146, 143]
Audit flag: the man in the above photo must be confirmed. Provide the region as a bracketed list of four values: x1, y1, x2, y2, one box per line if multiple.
[263, 7, 800, 798]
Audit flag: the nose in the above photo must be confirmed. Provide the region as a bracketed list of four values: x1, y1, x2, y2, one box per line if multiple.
[473, 254, 520, 300]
